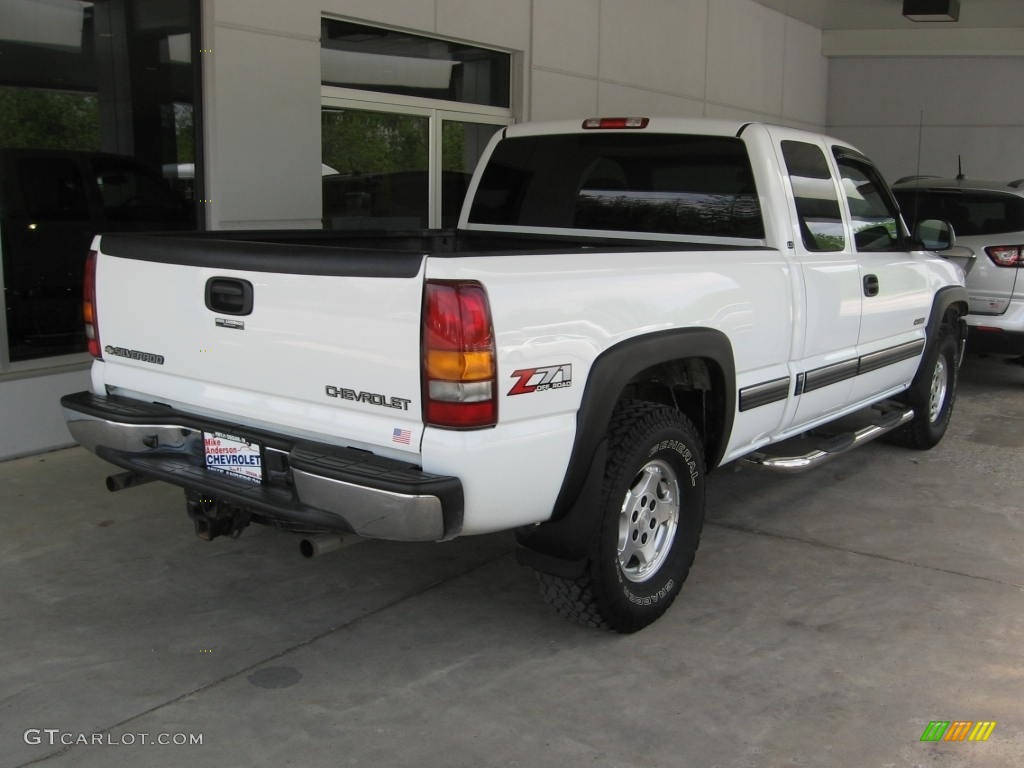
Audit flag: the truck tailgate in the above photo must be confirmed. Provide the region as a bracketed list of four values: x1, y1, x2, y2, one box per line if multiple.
[92, 234, 427, 454]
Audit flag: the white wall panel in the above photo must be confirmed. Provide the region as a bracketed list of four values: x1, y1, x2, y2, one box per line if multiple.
[598, 82, 704, 120]
[212, 0, 442, 36]
[437, 0, 530, 50]
[531, 69, 597, 120]
[0, 369, 88, 460]
[706, 0, 784, 116]
[704, 102, 819, 132]
[828, 57, 1024, 181]
[782, 18, 827, 128]
[599, 0, 708, 100]
[829, 57, 1024, 128]
[211, 0, 319, 37]
[532, 0, 600, 77]
[205, 26, 322, 229]
[919, 126, 1024, 181]
[317, 0, 439, 33]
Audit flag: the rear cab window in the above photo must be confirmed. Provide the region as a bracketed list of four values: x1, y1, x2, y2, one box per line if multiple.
[467, 133, 764, 241]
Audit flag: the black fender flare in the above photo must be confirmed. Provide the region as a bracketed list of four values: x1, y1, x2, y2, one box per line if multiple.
[516, 327, 735, 574]
[924, 285, 969, 362]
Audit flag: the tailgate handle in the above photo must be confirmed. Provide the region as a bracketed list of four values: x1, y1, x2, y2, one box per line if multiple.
[205, 277, 253, 315]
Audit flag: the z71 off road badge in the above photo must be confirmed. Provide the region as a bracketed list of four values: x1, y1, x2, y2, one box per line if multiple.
[508, 364, 573, 396]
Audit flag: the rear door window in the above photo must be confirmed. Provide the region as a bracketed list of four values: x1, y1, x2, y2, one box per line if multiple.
[893, 189, 1024, 236]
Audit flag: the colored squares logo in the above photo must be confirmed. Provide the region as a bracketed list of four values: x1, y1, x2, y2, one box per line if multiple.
[920, 721, 996, 742]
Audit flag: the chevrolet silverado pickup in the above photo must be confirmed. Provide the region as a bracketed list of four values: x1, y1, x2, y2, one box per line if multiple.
[62, 117, 968, 632]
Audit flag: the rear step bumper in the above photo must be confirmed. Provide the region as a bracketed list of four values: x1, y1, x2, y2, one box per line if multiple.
[61, 391, 462, 541]
[742, 404, 914, 473]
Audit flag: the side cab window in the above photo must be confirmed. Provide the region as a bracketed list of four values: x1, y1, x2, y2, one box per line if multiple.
[832, 148, 905, 252]
[780, 140, 844, 252]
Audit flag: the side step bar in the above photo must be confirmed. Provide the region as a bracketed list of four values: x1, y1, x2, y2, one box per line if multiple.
[742, 405, 914, 474]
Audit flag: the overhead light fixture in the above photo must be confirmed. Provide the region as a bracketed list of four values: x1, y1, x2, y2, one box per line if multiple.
[903, 0, 960, 22]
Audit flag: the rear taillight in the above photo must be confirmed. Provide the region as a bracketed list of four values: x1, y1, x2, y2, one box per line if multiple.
[422, 280, 497, 429]
[985, 245, 1023, 267]
[582, 117, 649, 130]
[83, 250, 102, 358]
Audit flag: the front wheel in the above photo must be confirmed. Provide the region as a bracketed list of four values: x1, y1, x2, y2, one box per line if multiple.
[535, 401, 705, 633]
[889, 328, 959, 449]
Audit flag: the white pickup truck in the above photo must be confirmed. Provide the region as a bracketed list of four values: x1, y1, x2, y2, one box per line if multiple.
[62, 117, 968, 632]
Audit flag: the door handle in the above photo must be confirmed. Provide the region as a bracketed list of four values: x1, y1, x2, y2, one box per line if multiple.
[205, 277, 253, 315]
[863, 274, 879, 297]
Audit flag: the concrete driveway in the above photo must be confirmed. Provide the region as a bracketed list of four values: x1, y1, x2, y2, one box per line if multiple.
[2, 355, 1023, 767]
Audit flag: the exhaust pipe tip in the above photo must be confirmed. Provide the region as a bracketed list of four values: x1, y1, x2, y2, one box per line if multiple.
[106, 471, 155, 492]
[299, 535, 345, 559]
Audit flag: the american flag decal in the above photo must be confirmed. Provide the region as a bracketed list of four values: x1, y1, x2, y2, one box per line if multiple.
[392, 428, 412, 445]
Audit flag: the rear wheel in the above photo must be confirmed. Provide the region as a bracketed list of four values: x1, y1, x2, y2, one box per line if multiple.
[535, 400, 705, 633]
[889, 327, 959, 449]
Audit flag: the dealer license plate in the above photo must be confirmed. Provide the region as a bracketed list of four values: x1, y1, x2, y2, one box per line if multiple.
[203, 430, 262, 484]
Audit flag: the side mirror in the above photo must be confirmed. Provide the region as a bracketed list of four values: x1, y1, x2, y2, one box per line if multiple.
[914, 219, 955, 250]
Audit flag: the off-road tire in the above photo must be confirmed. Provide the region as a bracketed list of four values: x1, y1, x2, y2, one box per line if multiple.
[888, 327, 959, 449]
[535, 400, 706, 633]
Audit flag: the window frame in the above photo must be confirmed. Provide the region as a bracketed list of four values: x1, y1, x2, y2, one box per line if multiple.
[832, 147, 908, 252]
[780, 139, 846, 253]
[320, 86, 511, 229]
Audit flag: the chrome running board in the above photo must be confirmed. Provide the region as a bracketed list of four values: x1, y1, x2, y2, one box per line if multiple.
[742, 405, 914, 474]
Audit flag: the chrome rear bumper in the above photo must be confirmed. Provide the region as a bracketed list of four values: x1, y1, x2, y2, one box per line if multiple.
[61, 392, 462, 541]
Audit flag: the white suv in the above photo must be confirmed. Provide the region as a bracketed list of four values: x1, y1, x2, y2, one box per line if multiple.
[894, 177, 1024, 359]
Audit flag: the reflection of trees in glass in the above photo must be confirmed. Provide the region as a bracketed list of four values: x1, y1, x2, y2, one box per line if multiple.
[441, 122, 467, 172]
[575, 191, 764, 238]
[0, 87, 100, 151]
[322, 110, 428, 175]
[174, 103, 194, 162]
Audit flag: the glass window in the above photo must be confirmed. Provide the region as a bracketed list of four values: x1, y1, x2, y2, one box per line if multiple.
[322, 109, 430, 230]
[0, 0, 202, 366]
[468, 133, 764, 239]
[441, 121, 502, 227]
[780, 141, 844, 252]
[893, 189, 1024, 236]
[321, 19, 510, 109]
[320, 21, 511, 231]
[92, 156, 193, 223]
[834, 152, 902, 251]
[19, 158, 90, 220]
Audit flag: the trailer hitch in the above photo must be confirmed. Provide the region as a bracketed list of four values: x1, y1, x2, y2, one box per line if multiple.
[185, 491, 251, 540]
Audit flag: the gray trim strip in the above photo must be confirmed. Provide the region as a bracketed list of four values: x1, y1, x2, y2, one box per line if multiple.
[738, 376, 790, 412]
[858, 339, 925, 375]
[793, 338, 926, 396]
[801, 358, 860, 394]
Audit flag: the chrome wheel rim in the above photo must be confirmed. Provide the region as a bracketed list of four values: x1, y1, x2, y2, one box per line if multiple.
[617, 459, 680, 583]
[928, 355, 949, 423]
